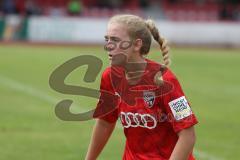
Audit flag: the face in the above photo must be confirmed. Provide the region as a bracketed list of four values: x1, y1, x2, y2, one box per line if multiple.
[104, 22, 135, 66]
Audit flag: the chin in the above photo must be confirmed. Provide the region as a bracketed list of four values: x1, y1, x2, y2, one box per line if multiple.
[113, 54, 128, 65]
[110, 59, 124, 67]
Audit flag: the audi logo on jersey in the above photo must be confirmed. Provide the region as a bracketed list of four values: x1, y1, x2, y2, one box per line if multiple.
[120, 112, 157, 129]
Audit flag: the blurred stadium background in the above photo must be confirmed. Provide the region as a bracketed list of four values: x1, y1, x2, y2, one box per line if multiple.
[0, 0, 240, 160]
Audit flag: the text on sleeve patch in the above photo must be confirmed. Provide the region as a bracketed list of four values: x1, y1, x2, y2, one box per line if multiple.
[168, 96, 192, 120]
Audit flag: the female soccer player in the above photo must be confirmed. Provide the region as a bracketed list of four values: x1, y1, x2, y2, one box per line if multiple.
[85, 14, 198, 160]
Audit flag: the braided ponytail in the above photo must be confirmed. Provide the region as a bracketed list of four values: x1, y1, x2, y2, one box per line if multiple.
[145, 19, 171, 66]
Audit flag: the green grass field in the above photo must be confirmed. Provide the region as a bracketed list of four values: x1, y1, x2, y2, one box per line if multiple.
[0, 44, 239, 160]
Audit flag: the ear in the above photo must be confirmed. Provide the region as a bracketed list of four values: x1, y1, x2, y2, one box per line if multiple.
[133, 39, 143, 52]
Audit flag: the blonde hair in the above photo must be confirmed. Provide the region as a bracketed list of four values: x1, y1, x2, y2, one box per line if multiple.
[109, 14, 171, 66]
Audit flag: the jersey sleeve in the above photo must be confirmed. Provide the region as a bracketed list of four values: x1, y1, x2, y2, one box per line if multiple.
[94, 68, 119, 123]
[162, 69, 198, 133]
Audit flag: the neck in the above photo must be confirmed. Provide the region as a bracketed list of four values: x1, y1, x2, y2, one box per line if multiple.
[125, 56, 146, 72]
[124, 56, 147, 84]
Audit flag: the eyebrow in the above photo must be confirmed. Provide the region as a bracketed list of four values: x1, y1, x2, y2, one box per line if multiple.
[104, 35, 121, 41]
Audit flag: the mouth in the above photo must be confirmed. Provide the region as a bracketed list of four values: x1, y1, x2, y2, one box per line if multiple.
[108, 54, 113, 60]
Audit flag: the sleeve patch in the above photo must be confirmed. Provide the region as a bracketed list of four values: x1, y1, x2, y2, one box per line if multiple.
[168, 96, 192, 120]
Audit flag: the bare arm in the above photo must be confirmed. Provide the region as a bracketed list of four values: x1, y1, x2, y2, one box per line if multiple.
[169, 126, 196, 160]
[85, 119, 116, 160]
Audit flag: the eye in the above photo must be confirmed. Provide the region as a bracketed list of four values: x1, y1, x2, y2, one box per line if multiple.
[104, 42, 117, 51]
[104, 38, 109, 42]
[119, 41, 132, 50]
[111, 37, 121, 43]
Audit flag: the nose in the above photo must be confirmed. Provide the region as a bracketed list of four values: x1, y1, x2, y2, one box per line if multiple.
[104, 41, 117, 52]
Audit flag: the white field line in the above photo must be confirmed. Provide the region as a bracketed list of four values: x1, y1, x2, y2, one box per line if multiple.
[194, 149, 224, 160]
[0, 74, 225, 160]
[0, 74, 81, 110]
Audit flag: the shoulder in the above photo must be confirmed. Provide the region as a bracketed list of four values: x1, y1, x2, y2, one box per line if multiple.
[162, 68, 185, 96]
[101, 66, 124, 80]
[145, 58, 179, 80]
[162, 68, 178, 81]
[101, 66, 123, 75]
[101, 67, 111, 80]
[100, 67, 114, 91]
[146, 59, 181, 89]
[146, 59, 175, 78]
[146, 59, 162, 69]
[100, 66, 123, 91]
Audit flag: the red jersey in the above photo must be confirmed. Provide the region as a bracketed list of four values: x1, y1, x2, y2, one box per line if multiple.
[95, 59, 198, 160]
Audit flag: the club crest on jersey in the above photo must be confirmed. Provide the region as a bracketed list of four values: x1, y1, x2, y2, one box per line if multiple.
[143, 91, 155, 108]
